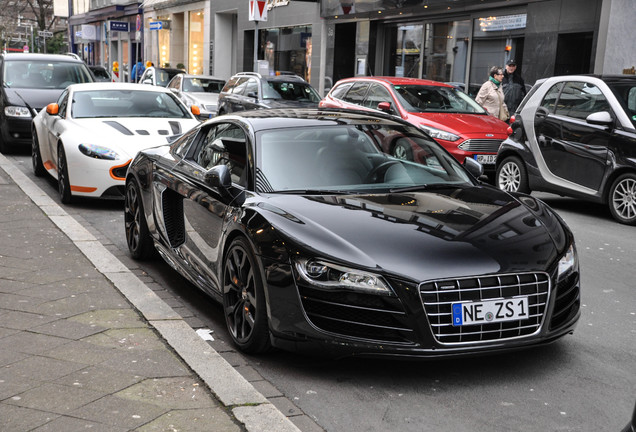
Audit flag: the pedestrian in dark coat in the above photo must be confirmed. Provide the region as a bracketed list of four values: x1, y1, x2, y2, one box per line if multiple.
[502, 59, 526, 114]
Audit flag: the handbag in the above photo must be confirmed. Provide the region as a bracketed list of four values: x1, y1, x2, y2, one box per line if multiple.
[499, 99, 510, 121]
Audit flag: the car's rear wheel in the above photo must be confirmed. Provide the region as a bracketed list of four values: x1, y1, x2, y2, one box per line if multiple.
[124, 179, 156, 259]
[57, 145, 72, 204]
[222, 237, 271, 354]
[608, 173, 636, 225]
[496, 156, 530, 194]
[32, 131, 46, 177]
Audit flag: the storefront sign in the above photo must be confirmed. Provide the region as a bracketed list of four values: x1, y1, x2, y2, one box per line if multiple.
[478, 14, 526, 32]
[267, 0, 289, 9]
[109, 21, 129, 32]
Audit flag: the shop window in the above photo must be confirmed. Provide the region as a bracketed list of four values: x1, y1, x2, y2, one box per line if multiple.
[189, 10, 204, 75]
[259, 26, 312, 82]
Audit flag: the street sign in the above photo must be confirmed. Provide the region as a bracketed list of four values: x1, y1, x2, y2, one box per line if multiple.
[38, 30, 53, 38]
[149, 21, 162, 30]
[248, 0, 268, 21]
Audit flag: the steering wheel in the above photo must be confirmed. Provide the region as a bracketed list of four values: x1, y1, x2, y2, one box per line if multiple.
[364, 160, 401, 183]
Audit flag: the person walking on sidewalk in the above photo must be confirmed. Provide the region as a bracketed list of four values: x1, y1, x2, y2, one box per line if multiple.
[476, 66, 509, 122]
[502, 59, 526, 115]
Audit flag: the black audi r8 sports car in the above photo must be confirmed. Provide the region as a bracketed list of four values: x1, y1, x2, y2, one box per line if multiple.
[124, 108, 580, 358]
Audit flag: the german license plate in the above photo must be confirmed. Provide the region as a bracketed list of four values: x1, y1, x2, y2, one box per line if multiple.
[452, 297, 529, 326]
[475, 154, 497, 164]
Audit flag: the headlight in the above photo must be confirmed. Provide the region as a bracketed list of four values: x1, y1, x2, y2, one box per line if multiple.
[419, 125, 460, 142]
[4, 106, 31, 118]
[557, 243, 577, 281]
[295, 258, 392, 296]
[78, 143, 120, 160]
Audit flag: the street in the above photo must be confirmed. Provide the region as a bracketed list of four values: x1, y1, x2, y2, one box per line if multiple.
[7, 152, 636, 432]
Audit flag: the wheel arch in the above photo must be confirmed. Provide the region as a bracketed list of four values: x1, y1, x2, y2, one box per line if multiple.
[602, 167, 636, 205]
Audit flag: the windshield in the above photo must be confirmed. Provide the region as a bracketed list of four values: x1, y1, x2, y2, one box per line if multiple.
[71, 89, 192, 119]
[607, 81, 636, 129]
[3, 60, 93, 89]
[262, 81, 321, 102]
[256, 124, 473, 193]
[184, 78, 225, 93]
[393, 85, 487, 114]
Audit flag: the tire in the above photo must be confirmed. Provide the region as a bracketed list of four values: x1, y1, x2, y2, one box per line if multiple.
[496, 156, 530, 194]
[32, 131, 46, 177]
[124, 179, 156, 259]
[222, 237, 271, 354]
[608, 173, 636, 225]
[392, 141, 413, 161]
[0, 128, 11, 154]
[57, 145, 73, 204]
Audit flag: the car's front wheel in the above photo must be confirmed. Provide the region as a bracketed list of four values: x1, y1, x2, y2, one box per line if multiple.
[222, 237, 271, 354]
[496, 156, 530, 194]
[57, 145, 72, 204]
[124, 179, 156, 259]
[609, 173, 636, 225]
[32, 131, 45, 177]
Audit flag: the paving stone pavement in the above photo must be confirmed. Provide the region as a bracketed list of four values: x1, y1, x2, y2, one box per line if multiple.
[0, 153, 300, 432]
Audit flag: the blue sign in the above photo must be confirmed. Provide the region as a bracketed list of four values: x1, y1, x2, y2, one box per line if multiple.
[110, 21, 129, 32]
[149, 21, 162, 30]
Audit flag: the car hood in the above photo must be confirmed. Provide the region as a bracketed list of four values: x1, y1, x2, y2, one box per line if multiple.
[67, 118, 198, 158]
[253, 186, 568, 282]
[4, 88, 65, 111]
[407, 112, 509, 136]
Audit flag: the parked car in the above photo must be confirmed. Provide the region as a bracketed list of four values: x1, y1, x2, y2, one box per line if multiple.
[31, 82, 199, 204]
[319, 76, 510, 178]
[88, 65, 112, 82]
[124, 107, 580, 358]
[167, 74, 226, 120]
[216, 71, 321, 115]
[139, 66, 186, 87]
[495, 74, 636, 225]
[0, 52, 94, 153]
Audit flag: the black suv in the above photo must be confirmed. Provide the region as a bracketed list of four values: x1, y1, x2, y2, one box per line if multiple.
[495, 74, 636, 225]
[216, 72, 320, 115]
[0, 53, 94, 153]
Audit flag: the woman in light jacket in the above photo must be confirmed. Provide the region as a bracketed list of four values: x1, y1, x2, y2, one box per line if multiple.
[475, 66, 508, 121]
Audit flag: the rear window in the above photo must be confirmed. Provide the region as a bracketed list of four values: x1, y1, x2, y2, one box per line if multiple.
[3, 59, 93, 89]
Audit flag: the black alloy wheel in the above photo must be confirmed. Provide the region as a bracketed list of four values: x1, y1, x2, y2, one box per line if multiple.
[222, 237, 271, 354]
[609, 173, 636, 225]
[32, 131, 45, 177]
[496, 156, 530, 194]
[124, 179, 156, 259]
[57, 145, 72, 204]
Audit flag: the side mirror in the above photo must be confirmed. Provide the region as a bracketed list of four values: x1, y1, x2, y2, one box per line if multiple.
[46, 103, 59, 115]
[377, 102, 392, 113]
[191, 105, 201, 116]
[463, 157, 484, 179]
[586, 111, 613, 127]
[204, 164, 232, 190]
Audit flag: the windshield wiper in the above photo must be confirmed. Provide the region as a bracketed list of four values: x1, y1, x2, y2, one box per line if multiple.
[389, 184, 451, 193]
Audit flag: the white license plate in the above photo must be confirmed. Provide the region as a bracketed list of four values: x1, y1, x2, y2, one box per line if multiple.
[452, 297, 529, 326]
[475, 154, 497, 164]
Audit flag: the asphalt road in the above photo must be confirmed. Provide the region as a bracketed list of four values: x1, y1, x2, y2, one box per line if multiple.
[7, 152, 635, 432]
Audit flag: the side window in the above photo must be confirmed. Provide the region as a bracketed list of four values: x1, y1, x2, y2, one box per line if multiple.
[540, 82, 563, 112]
[173, 127, 200, 157]
[554, 82, 610, 119]
[343, 82, 370, 106]
[363, 84, 392, 109]
[221, 77, 238, 93]
[231, 77, 249, 95]
[330, 82, 354, 100]
[57, 90, 69, 117]
[168, 76, 180, 90]
[195, 123, 248, 187]
[245, 78, 259, 98]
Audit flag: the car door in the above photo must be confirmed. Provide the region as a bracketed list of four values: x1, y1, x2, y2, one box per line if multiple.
[155, 121, 249, 293]
[41, 90, 70, 170]
[226, 77, 250, 112]
[534, 80, 611, 191]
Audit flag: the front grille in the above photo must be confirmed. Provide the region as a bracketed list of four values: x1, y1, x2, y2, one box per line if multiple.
[297, 284, 414, 343]
[458, 139, 503, 152]
[420, 272, 550, 345]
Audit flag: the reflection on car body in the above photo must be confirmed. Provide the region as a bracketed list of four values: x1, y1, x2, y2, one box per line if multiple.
[124, 108, 580, 359]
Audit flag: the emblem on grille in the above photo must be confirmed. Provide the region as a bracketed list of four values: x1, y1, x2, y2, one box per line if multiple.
[486, 133, 494, 137]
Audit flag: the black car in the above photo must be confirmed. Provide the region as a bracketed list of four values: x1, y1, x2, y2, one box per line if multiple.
[124, 108, 580, 358]
[0, 53, 94, 153]
[216, 72, 321, 115]
[88, 65, 112, 82]
[495, 75, 636, 225]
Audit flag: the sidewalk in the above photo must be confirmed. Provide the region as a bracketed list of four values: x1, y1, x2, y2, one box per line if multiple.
[0, 153, 300, 432]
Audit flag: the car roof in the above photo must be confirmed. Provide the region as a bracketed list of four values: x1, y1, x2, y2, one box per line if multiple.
[66, 82, 173, 93]
[334, 76, 454, 88]
[179, 74, 225, 81]
[1, 53, 85, 64]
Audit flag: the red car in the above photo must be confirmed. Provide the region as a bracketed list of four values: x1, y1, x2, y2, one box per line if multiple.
[319, 76, 509, 176]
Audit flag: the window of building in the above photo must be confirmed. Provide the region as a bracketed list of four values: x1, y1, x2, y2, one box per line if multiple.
[258, 26, 312, 81]
[189, 10, 204, 75]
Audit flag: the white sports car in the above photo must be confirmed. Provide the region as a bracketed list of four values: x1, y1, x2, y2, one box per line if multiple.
[31, 82, 199, 203]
